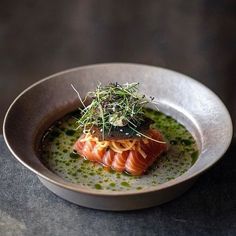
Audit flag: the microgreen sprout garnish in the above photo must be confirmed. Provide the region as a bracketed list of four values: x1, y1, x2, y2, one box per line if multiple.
[71, 84, 86, 108]
[72, 82, 165, 143]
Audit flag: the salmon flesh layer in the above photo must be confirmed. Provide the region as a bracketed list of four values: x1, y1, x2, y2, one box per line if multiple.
[73, 129, 167, 176]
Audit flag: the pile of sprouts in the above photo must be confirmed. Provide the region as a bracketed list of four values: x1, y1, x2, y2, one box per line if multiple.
[72, 82, 164, 143]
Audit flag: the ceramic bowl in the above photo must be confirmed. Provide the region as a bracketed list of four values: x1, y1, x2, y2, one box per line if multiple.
[3, 63, 233, 210]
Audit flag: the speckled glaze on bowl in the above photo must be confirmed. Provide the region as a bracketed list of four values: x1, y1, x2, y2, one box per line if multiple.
[3, 63, 233, 210]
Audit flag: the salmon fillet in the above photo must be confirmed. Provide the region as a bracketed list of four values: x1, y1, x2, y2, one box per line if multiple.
[73, 129, 167, 175]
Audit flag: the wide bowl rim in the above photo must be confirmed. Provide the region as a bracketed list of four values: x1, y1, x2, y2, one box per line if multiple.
[3, 63, 233, 196]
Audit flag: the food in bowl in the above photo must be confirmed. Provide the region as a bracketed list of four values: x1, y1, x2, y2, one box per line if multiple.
[73, 82, 167, 175]
[40, 82, 198, 191]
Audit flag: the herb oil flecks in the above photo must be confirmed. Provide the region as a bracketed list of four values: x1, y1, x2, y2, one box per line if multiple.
[40, 108, 198, 191]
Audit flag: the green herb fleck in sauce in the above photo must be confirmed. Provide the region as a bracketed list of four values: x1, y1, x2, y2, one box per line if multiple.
[40, 108, 198, 192]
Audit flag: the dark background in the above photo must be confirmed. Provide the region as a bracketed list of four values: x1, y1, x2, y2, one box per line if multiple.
[0, 0, 235, 134]
[1, 2, 236, 235]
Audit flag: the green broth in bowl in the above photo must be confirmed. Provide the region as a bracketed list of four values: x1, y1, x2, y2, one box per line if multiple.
[40, 108, 198, 191]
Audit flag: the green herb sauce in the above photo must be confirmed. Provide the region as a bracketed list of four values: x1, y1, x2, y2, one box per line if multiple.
[40, 108, 198, 191]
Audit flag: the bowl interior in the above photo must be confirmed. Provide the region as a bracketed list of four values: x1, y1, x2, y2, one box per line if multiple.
[3, 63, 233, 194]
